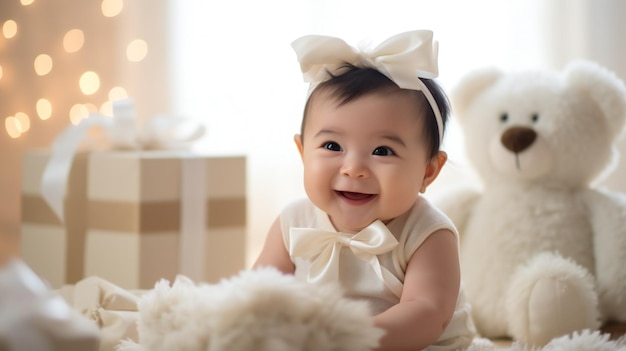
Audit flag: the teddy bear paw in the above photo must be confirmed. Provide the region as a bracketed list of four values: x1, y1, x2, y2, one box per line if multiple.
[525, 276, 599, 345]
[506, 253, 601, 346]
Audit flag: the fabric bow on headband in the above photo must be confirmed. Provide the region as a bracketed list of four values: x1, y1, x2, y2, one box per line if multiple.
[291, 30, 444, 143]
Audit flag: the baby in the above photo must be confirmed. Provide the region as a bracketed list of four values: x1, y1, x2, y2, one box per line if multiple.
[254, 30, 476, 350]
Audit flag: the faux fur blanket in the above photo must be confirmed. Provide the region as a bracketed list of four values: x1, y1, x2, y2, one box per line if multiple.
[116, 268, 626, 351]
[117, 268, 384, 351]
[479, 332, 626, 351]
[2, 259, 623, 351]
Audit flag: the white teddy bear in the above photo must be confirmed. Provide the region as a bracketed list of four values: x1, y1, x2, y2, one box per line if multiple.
[436, 60, 626, 346]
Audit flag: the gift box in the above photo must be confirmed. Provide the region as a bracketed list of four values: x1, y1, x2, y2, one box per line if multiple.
[21, 149, 89, 288]
[21, 149, 247, 290]
[84, 150, 247, 289]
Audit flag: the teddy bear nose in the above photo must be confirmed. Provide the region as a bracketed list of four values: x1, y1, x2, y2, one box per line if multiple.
[501, 126, 537, 153]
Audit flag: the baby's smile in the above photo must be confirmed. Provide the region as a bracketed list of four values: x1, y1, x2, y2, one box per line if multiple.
[336, 190, 377, 204]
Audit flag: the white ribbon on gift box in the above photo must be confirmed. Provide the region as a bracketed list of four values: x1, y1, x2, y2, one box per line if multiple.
[39, 99, 208, 281]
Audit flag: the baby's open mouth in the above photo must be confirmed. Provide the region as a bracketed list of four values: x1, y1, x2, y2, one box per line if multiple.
[337, 191, 376, 201]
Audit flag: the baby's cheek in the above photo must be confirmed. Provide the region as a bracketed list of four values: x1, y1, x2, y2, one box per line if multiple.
[303, 166, 330, 194]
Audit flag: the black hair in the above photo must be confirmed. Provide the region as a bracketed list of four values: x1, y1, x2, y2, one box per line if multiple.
[300, 64, 450, 158]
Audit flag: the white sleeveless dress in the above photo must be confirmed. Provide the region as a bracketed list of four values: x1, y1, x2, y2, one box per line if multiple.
[280, 196, 476, 350]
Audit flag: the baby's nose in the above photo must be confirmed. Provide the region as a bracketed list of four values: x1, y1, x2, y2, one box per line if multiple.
[340, 156, 369, 178]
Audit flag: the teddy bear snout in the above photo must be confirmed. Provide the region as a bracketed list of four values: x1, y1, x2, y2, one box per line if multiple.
[501, 126, 537, 153]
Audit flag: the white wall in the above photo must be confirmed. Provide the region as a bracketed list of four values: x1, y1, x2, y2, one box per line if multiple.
[168, 0, 626, 266]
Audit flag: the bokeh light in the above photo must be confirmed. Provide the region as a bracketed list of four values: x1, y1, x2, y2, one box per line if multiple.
[4, 2, 139, 139]
[100, 101, 113, 116]
[69, 104, 89, 125]
[5, 117, 21, 138]
[101, 0, 123, 18]
[34, 54, 53, 76]
[36, 98, 52, 120]
[3, 20, 17, 39]
[108, 86, 128, 101]
[14, 112, 30, 133]
[79, 71, 100, 95]
[63, 29, 85, 53]
[126, 39, 148, 62]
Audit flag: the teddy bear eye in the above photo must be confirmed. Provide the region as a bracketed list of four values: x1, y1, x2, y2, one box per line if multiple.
[500, 113, 509, 123]
[531, 113, 539, 123]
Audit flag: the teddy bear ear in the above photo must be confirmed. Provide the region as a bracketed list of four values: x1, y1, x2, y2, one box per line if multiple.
[451, 67, 503, 118]
[565, 60, 626, 140]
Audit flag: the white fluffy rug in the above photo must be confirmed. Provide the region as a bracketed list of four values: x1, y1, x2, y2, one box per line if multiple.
[468, 331, 626, 351]
[117, 268, 626, 351]
[529, 330, 626, 350]
[117, 267, 384, 351]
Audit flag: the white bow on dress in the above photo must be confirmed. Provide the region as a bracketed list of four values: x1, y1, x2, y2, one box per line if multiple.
[289, 220, 404, 298]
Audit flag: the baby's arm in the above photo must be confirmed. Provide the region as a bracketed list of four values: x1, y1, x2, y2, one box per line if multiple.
[374, 229, 460, 351]
[252, 216, 295, 274]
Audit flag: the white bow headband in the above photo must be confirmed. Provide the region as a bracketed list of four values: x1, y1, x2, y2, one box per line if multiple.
[291, 30, 443, 144]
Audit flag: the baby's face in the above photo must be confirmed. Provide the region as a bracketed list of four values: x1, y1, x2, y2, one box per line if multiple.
[296, 91, 435, 233]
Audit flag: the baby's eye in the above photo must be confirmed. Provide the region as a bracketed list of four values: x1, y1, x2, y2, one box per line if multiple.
[322, 141, 342, 152]
[372, 146, 395, 156]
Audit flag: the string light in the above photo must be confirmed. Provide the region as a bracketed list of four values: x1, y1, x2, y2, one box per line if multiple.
[108, 86, 128, 101]
[3, 0, 150, 138]
[79, 71, 100, 95]
[5, 117, 21, 138]
[126, 39, 148, 62]
[69, 104, 89, 125]
[2, 20, 17, 39]
[101, 0, 123, 18]
[34, 54, 53, 76]
[100, 101, 113, 116]
[63, 29, 85, 53]
[14, 112, 31, 133]
[4, 113, 30, 139]
[100, 87, 128, 116]
[36, 99, 52, 120]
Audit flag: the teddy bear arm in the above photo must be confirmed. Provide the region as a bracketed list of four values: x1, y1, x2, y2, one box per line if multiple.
[585, 188, 626, 321]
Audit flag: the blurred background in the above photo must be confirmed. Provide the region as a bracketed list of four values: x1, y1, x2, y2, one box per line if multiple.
[1, 0, 625, 266]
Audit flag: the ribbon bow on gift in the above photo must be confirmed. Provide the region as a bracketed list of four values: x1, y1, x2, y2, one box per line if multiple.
[291, 30, 443, 143]
[97, 99, 206, 151]
[289, 220, 403, 298]
[40, 99, 205, 221]
[69, 276, 144, 351]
